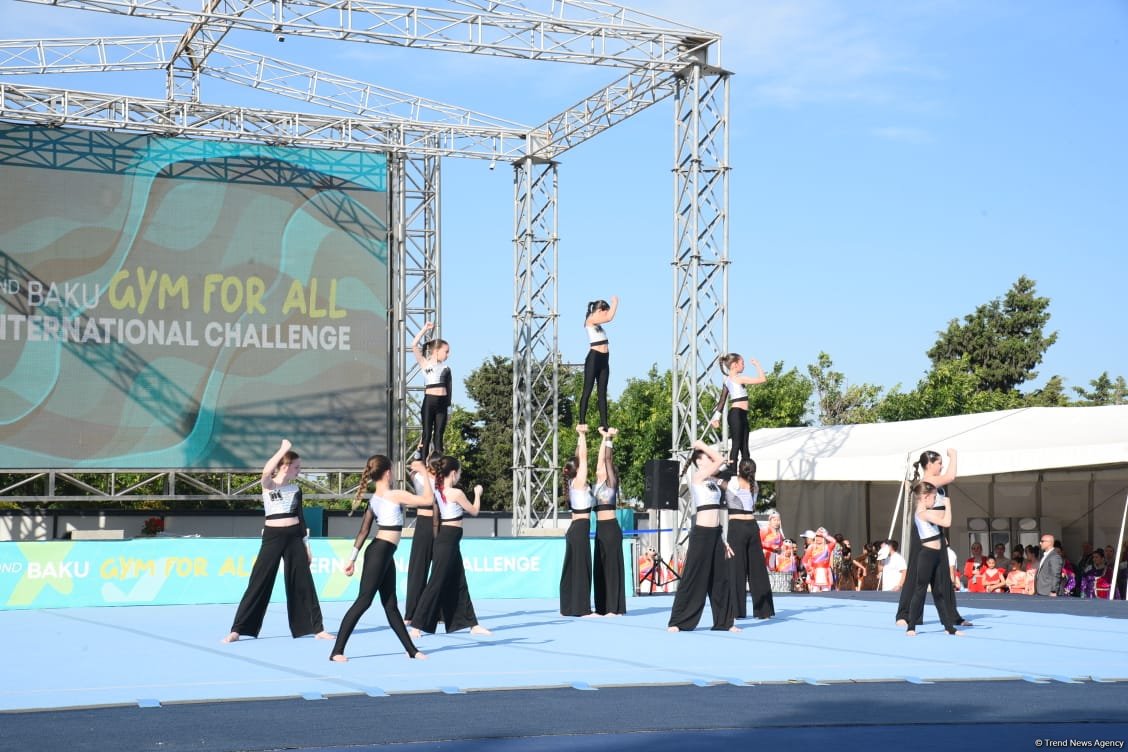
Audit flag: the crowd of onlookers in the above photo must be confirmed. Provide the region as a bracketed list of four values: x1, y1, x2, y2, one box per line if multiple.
[776, 528, 1126, 599]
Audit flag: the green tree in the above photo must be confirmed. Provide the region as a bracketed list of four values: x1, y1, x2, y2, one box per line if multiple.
[806, 351, 884, 425]
[747, 361, 814, 429]
[878, 357, 1021, 421]
[462, 356, 515, 511]
[606, 366, 675, 502]
[1073, 372, 1128, 406]
[927, 275, 1058, 392]
[1024, 375, 1071, 407]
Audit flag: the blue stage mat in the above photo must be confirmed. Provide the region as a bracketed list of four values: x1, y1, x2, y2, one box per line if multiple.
[2, 593, 1126, 713]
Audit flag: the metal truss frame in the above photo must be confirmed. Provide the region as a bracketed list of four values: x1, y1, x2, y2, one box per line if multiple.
[0, 1, 728, 532]
[511, 156, 558, 535]
[667, 59, 730, 557]
[390, 151, 441, 482]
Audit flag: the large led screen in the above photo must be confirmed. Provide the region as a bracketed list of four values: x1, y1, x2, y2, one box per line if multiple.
[0, 126, 389, 469]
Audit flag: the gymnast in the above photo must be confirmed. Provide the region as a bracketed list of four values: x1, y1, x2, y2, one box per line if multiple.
[330, 454, 432, 662]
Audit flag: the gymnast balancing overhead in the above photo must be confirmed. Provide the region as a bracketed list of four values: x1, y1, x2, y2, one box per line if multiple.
[577, 295, 618, 431]
[330, 453, 432, 662]
[412, 321, 452, 459]
[223, 439, 333, 644]
[709, 353, 766, 466]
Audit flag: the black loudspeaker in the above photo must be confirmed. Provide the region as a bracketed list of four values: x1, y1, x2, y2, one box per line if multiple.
[643, 459, 680, 510]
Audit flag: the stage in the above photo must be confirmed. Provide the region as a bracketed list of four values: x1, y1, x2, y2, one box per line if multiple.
[3, 592, 1127, 750]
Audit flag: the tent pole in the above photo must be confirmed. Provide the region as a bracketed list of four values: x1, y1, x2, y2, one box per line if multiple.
[887, 455, 915, 542]
[1111, 492, 1128, 601]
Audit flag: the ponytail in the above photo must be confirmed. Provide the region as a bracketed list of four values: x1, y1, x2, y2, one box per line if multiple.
[351, 467, 369, 514]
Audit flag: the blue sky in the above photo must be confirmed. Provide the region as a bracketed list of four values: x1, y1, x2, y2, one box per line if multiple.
[3, 0, 1126, 413]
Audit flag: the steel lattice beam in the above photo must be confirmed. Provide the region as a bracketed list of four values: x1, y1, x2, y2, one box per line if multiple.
[512, 157, 558, 534]
[0, 37, 530, 128]
[390, 152, 441, 481]
[0, 82, 526, 159]
[672, 61, 729, 461]
[0, 36, 681, 160]
[16, 0, 718, 70]
[167, 0, 252, 101]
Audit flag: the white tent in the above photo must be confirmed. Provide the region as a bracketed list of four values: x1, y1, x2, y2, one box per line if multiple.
[746, 405, 1128, 566]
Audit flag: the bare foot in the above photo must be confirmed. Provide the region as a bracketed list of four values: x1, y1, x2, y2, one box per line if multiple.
[580, 612, 601, 618]
[728, 626, 743, 633]
[895, 619, 908, 627]
[667, 626, 680, 633]
[330, 654, 348, 663]
[221, 632, 240, 644]
[949, 630, 965, 637]
[411, 651, 428, 660]
[470, 625, 492, 636]
[906, 630, 916, 637]
[604, 612, 623, 618]
[409, 627, 422, 639]
[315, 631, 335, 640]
[606, 427, 619, 437]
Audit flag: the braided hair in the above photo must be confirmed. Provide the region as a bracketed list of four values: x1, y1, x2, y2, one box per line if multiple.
[352, 454, 391, 513]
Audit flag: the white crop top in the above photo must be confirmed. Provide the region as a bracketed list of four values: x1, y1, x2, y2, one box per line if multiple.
[914, 513, 941, 542]
[370, 492, 404, 529]
[436, 487, 463, 521]
[723, 376, 748, 402]
[727, 485, 757, 513]
[586, 323, 608, 346]
[569, 485, 593, 513]
[593, 482, 617, 509]
[690, 478, 723, 511]
[263, 483, 302, 519]
[421, 361, 448, 388]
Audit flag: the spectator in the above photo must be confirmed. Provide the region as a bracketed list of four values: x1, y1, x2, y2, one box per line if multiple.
[947, 546, 962, 591]
[1080, 549, 1109, 599]
[1005, 560, 1029, 595]
[964, 543, 987, 592]
[993, 542, 1009, 564]
[1034, 535, 1063, 596]
[981, 557, 1006, 593]
[802, 530, 835, 593]
[878, 540, 907, 592]
[857, 542, 881, 591]
[1055, 542, 1076, 597]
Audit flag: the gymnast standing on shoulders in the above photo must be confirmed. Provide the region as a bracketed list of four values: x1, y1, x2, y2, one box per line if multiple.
[330, 454, 432, 662]
[709, 353, 766, 467]
[577, 295, 618, 430]
[223, 439, 333, 644]
[412, 322, 452, 459]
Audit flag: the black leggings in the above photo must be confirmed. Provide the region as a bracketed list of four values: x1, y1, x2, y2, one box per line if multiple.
[578, 349, 609, 429]
[420, 394, 449, 458]
[331, 538, 418, 658]
[727, 407, 749, 465]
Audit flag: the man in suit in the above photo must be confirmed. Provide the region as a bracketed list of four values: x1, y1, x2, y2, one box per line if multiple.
[1035, 534, 1064, 596]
